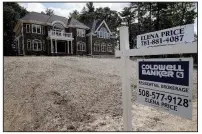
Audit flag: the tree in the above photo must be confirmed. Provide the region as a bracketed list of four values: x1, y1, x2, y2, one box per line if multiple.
[69, 10, 80, 19]
[3, 2, 28, 56]
[41, 8, 54, 16]
[122, 2, 197, 49]
[86, 2, 94, 12]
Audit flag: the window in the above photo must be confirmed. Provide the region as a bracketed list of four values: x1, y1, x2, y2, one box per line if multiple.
[107, 43, 113, 52]
[26, 24, 30, 33]
[77, 29, 85, 37]
[27, 39, 31, 50]
[32, 39, 42, 51]
[32, 24, 41, 34]
[97, 27, 110, 39]
[101, 43, 106, 52]
[43, 40, 46, 51]
[41, 26, 45, 35]
[53, 23, 65, 31]
[94, 41, 100, 52]
[77, 41, 86, 51]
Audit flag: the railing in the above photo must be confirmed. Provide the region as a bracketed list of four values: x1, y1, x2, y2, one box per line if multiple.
[48, 30, 72, 38]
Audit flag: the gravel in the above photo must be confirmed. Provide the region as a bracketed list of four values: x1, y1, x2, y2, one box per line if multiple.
[4, 56, 197, 131]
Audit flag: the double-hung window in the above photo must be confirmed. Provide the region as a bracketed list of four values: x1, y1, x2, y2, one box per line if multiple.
[32, 39, 42, 51]
[27, 39, 31, 50]
[97, 27, 110, 39]
[32, 24, 41, 34]
[94, 41, 100, 52]
[101, 43, 106, 52]
[77, 41, 86, 51]
[107, 43, 113, 52]
[77, 29, 85, 37]
[26, 24, 30, 33]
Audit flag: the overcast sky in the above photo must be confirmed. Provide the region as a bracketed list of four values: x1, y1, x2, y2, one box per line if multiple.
[18, 2, 197, 33]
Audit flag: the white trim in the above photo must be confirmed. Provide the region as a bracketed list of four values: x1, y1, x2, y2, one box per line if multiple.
[26, 24, 31, 33]
[21, 20, 51, 25]
[27, 39, 31, 50]
[107, 43, 113, 52]
[68, 24, 90, 30]
[77, 28, 85, 37]
[32, 24, 41, 34]
[32, 39, 42, 51]
[94, 20, 112, 34]
[77, 41, 86, 51]
[94, 41, 100, 52]
[101, 43, 107, 52]
[52, 20, 66, 28]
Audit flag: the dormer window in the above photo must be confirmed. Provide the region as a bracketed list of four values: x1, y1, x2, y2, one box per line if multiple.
[77, 29, 85, 37]
[97, 27, 110, 39]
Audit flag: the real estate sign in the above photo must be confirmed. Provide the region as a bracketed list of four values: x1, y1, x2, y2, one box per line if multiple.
[137, 24, 194, 49]
[137, 58, 193, 119]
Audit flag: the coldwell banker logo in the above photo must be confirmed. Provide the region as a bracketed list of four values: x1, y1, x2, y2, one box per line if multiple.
[141, 64, 184, 78]
[139, 61, 189, 86]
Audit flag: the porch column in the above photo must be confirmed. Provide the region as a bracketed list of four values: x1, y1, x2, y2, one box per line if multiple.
[71, 40, 73, 54]
[17, 37, 20, 55]
[65, 41, 66, 54]
[67, 41, 69, 54]
[51, 38, 53, 53]
[55, 39, 57, 53]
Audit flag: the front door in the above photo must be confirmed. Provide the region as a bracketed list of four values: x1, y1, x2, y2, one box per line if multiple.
[57, 40, 66, 53]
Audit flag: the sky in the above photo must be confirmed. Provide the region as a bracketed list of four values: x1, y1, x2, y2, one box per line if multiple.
[18, 2, 197, 33]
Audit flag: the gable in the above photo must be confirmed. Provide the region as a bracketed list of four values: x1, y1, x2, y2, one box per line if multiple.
[94, 20, 112, 34]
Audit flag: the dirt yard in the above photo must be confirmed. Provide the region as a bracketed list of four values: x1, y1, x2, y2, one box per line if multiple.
[4, 56, 197, 131]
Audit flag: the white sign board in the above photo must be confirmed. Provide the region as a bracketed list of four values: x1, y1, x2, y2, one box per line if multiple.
[137, 24, 194, 49]
[137, 58, 193, 119]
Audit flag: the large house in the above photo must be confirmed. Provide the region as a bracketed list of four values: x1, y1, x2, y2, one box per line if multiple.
[13, 12, 116, 56]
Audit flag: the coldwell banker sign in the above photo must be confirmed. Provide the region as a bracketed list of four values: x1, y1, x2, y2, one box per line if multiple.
[137, 58, 193, 119]
[137, 24, 194, 49]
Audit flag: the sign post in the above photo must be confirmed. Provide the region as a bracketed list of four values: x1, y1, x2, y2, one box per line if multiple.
[120, 26, 132, 131]
[117, 24, 197, 131]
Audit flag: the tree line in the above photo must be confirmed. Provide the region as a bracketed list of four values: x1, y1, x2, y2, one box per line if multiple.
[4, 2, 197, 57]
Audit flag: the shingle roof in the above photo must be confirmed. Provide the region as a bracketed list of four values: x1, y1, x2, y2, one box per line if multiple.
[87, 19, 102, 33]
[20, 12, 89, 29]
[20, 12, 50, 23]
[68, 18, 90, 29]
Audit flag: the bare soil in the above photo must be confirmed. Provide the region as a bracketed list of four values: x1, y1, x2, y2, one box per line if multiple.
[4, 56, 197, 131]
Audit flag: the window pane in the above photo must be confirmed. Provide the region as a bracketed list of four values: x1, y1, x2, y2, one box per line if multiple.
[38, 43, 41, 50]
[26, 25, 30, 32]
[78, 43, 80, 51]
[37, 25, 40, 33]
[34, 43, 37, 50]
[33, 26, 36, 33]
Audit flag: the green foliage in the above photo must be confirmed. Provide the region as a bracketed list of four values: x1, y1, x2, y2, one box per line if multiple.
[3, 2, 28, 56]
[70, 2, 121, 34]
[119, 2, 197, 49]
[41, 8, 54, 16]
[69, 10, 80, 19]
